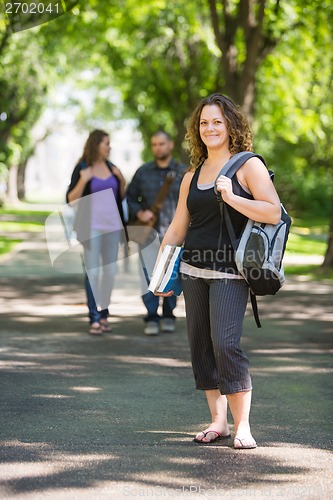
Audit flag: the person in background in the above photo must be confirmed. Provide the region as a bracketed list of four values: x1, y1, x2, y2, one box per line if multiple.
[153, 94, 281, 449]
[126, 130, 187, 336]
[66, 129, 126, 335]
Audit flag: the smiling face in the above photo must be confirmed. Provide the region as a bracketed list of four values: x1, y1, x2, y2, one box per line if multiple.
[97, 135, 111, 160]
[199, 104, 229, 152]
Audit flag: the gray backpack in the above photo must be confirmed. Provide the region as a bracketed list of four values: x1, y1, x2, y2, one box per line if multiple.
[214, 152, 292, 327]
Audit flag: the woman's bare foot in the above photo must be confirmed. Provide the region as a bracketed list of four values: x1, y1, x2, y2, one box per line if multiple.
[100, 319, 112, 332]
[194, 423, 231, 443]
[89, 322, 102, 335]
[234, 435, 257, 449]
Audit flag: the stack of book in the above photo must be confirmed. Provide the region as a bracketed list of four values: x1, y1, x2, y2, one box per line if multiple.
[148, 245, 183, 296]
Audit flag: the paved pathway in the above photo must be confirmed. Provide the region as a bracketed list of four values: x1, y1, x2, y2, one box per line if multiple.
[0, 230, 332, 499]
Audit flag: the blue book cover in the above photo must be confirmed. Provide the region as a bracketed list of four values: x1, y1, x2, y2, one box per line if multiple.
[148, 245, 183, 296]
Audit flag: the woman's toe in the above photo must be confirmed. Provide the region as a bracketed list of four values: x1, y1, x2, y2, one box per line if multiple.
[194, 431, 206, 442]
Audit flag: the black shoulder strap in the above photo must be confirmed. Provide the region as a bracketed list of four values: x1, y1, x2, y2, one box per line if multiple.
[214, 152, 266, 200]
[214, 151, 265, 329]
[250, 292, 262, 328]
[75, 159, 87, 170]
[215, 152, 263, 249]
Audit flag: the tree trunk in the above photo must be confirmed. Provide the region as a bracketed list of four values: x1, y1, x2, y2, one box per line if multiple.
[207, 0, 280, 118]
[174, 120, 189, 166]
[17, 160, 28, 201]
[322, 199, 333, 268]
[5, 166, 19, 205]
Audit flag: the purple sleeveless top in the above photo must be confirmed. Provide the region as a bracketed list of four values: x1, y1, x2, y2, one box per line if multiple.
[90, 175, 122, 231]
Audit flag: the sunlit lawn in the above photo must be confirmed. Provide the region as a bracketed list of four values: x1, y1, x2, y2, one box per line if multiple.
[284, 216, 331, 279]
[0, 209, 48, 256]
[284, 264, 333, 280]
[285, 232, 326, 256]
[1, 208, 51, 218]
[0, 238, 22, 256]
[0, 221, 44, 232]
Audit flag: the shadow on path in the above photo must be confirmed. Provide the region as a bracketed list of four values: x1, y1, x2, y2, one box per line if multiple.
[0, 256, 332, 498]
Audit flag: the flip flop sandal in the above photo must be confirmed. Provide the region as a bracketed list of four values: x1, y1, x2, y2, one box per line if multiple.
[100, 320, 112, 332]
[193, 430, 231, 444]
[89, 324, 103, 335]
[233, 437, 257, 449]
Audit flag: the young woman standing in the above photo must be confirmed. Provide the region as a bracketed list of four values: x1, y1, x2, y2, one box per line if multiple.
[154, 94, 280, 449]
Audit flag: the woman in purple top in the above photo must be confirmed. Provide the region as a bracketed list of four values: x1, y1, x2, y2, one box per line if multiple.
[67, 129, 126, 335]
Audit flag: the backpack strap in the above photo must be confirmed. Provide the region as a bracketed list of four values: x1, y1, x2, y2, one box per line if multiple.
[215, 152, 259, 250]
[213, 152, 266, 201]
[214, 152, 266, 328]
[250, 292, 262, 328]
[215, 151, 262, 251]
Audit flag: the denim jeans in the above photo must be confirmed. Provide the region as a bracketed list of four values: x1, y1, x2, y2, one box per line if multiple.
[85, 275, 108, 324]
[137, 233, 177, 323]
[83, 229, 120, 324]
[142, 291, 177, 323]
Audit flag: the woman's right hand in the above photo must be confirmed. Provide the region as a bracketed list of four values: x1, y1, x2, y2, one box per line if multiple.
[79, 167, 93, 183]
[136, 209, 155, 223]
[67, 167, 93, 203]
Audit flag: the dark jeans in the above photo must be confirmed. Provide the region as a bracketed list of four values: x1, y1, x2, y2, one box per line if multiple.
[85, 275, 108, 324]
[142, 291, 177, 323]
[83, 229, 120, 325]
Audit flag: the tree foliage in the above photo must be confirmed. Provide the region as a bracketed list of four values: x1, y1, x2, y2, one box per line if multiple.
[254, 1, 333, 212]
[0, 32, 47, 200]
[1, 0, 333, 263]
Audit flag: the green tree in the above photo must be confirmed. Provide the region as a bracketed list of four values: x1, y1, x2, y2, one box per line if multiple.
[1, 0, 332, 266]
[0, 1, 79, 200]
[0, 33, 47, 201]
[253, 1, 333, 265]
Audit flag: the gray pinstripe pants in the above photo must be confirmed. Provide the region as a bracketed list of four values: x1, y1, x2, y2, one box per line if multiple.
[181, 274, 252, 395]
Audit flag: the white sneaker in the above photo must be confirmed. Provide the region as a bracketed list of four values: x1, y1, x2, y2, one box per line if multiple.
[144, 321, 159, 336]
[160, 318, 176, 333]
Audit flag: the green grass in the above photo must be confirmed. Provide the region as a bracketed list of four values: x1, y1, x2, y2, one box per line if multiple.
[286, 216, 328, 255]
[291, 216, 329, 233]
[284, 265, 333, 280]
[0, 209, 47, 256]
[1, 208, 51, 217]
[0, 207, 49, 234]
[0, 221, 44, 232]
[284, 216, 331, 280]
[285, 233, 326, 256]
[0, 238, 22, 256]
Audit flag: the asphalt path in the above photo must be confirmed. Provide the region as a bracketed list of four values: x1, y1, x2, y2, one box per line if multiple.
[0, 235, 332, 499]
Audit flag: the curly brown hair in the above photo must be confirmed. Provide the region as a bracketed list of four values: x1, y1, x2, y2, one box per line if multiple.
[185, 93, 253, 170]
[79, 129, 109, 166]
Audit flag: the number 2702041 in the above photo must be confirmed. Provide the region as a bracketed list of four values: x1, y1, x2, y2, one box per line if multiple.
[5, 3, 60, 14]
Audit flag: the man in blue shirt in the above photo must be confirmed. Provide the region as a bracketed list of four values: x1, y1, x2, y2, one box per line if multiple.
[127, 130, 187, 335]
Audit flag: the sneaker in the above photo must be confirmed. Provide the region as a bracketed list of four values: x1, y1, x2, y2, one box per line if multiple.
[144, 321, 159, 336]
[160, 318, 176, 333]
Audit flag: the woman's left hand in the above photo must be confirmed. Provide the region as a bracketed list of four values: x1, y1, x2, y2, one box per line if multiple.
[216, 175, 234, 202]
[153, 290, 175, 297]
